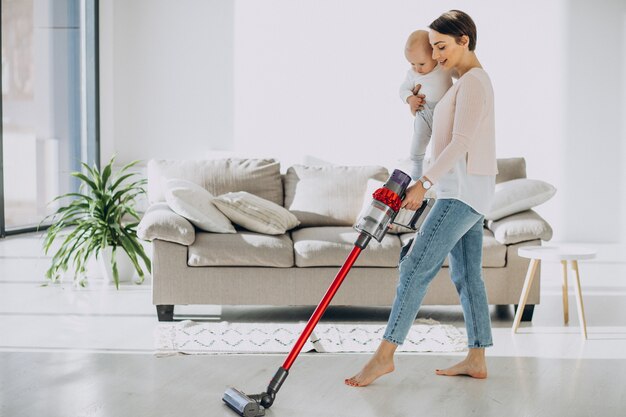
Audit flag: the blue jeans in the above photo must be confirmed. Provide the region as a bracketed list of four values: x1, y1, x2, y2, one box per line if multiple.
[384, 198, 493, 348]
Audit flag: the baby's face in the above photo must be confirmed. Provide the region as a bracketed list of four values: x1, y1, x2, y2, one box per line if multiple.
[405, 46, 438, 75]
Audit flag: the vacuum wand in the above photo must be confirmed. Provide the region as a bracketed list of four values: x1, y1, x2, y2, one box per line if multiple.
[223, 169, 421, 417]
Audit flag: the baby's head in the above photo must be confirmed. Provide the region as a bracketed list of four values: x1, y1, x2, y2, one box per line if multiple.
[404, 30, 438, 75]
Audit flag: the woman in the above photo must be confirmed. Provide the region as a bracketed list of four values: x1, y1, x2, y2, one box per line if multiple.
[346, 9, 497, 387]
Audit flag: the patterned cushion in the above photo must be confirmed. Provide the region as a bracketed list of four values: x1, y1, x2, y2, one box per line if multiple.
[213, 192, 300, 235]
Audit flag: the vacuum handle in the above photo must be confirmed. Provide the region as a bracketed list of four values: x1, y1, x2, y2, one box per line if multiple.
[392, 198, 433, 230]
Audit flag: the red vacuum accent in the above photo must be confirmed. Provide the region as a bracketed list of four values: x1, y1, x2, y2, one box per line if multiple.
[282, 245, 363, 371]
[372, 187, 402, 212]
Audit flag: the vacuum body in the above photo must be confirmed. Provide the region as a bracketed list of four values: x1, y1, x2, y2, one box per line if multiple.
[222, 169, 430, 416]
[354, 169, 410, 243]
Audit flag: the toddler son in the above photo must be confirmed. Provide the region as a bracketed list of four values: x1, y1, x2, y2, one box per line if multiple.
[399, 30, 453, 179]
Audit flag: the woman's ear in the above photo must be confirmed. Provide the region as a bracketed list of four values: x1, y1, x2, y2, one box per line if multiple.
[460, 35, 470, 48]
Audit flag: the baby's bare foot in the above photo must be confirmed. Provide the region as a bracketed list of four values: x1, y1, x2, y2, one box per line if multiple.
[345, 356, 395, 387]
[435, 358, 488, 379]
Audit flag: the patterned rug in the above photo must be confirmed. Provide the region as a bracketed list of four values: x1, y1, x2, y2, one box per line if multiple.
[155, 319, 467, 355]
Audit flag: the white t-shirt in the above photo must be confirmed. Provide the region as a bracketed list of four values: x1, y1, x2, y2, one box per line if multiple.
[398, 64, 453, 106]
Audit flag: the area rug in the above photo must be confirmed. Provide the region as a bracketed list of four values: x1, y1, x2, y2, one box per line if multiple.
[155, 319, 466, 355]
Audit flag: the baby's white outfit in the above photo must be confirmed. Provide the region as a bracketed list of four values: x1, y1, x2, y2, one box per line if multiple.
[398, 64, 453, 179]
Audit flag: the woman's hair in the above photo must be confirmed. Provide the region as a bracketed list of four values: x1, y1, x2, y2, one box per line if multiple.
[429, 10, 477, 51]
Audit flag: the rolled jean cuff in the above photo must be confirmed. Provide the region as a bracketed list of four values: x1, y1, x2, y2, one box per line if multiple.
[468, 342, 493, 348]
[382, 335, 402, 346]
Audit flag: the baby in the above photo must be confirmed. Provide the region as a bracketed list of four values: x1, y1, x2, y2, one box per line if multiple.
[399, 30, 453, 180]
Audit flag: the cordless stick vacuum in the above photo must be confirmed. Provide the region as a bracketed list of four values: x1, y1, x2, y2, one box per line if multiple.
[222, 169, 434, 417]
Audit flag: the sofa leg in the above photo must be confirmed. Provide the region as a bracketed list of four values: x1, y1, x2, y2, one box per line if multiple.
[514, 304, 535, 322]
[156, 305, 175, 322]
[495, 304, 511, 318]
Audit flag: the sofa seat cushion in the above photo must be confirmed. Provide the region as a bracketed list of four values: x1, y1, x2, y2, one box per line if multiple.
[398, 228, 506, 268]
[188, 231, 294, 267]
[292, 227, 402, 267]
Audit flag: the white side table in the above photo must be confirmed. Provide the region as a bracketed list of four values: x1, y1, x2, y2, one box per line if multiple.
[513, 245, 596, 339]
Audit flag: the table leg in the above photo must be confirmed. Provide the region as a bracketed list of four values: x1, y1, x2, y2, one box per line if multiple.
[512, 258, 540, 334]
[561, 260, 569, 324]
[571, 260, 588, 339]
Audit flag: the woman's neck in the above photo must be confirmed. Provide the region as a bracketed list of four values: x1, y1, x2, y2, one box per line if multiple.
[454, 52, 482, 77]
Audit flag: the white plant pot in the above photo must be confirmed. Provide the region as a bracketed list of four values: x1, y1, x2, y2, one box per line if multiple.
[99, 246, 136, 285]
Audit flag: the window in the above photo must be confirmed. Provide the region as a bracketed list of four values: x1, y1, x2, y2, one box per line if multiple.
[0, 0, 99, 236]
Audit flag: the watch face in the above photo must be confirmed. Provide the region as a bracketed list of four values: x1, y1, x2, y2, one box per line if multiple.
[422, 179, 431, 189]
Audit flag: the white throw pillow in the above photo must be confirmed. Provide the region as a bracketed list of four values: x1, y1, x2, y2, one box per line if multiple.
[213, 191, 300, 235]
[284, 165, 389, 227]
[486, 179, 556, 221]
[164, 179, 236, 233]
[486, 210, 553, 245]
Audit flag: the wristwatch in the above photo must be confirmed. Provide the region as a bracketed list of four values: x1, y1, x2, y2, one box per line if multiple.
[419, 177, 432, 190]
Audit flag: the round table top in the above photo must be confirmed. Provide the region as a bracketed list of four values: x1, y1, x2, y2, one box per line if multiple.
[518, 245, 597, 261]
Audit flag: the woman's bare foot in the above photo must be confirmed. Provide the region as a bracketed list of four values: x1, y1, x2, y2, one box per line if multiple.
[345, 340, 397, 387]
[435, 348, 488, 379]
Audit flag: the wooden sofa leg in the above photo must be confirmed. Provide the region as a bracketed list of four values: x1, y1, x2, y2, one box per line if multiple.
[514, 304, 535, 322]
[156, 305, 175, 322]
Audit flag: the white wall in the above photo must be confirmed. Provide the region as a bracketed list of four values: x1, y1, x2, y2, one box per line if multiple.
[99, 0, 234, 163]
[100, 0, 626, 244]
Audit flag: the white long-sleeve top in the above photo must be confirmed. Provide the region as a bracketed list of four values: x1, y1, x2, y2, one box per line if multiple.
[398, 64, 453, 105]
[423, 67, 498, 215]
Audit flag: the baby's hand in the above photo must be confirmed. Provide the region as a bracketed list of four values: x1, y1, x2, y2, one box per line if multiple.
[407, 94, 426, 116]
[406, 84, 425, 115]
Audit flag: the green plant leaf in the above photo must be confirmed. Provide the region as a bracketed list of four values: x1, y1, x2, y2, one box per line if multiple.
[42, 156, 149, 288]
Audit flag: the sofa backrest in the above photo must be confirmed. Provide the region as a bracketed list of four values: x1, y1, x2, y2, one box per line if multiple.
[147, 159, 283, 205]
[496, 157, 526, 184]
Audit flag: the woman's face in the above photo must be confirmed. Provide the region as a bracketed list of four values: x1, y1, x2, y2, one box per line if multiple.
[429, 30, 469, 70]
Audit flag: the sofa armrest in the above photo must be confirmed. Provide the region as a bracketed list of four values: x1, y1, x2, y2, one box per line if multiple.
[486, 209, 552, 245]
[137, 202, 196, 245]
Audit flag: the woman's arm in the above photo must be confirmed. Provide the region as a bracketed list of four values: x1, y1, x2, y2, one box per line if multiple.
[423, 75, 486, 183]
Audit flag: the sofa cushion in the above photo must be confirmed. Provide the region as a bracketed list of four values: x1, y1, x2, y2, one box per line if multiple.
[137, 202, 196, 245]
[188, 231, 294, 267]
[284, 165, 388, 227]
[486, 178, 556, 221]
[398, 229, 506, 267]
[486, 209, 553, 244]
[292, 227, 401, 267]
[165, 179, 236, 233]
[147, 158, 283, 205]
[213, 191, 300, 235]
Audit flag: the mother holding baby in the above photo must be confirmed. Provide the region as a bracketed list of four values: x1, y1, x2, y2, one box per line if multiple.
[346, 9, 497, 387]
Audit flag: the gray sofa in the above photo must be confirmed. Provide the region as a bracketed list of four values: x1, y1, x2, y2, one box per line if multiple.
[138, 157, 552, 321]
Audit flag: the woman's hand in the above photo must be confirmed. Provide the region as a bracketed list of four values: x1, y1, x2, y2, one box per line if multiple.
[401, 182, 427, 211]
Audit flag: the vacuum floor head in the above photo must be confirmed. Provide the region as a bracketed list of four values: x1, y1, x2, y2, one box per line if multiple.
[223, 387, 265, 417]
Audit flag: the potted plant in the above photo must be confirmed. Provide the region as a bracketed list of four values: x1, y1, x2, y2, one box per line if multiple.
[41, 157, 151, 289]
